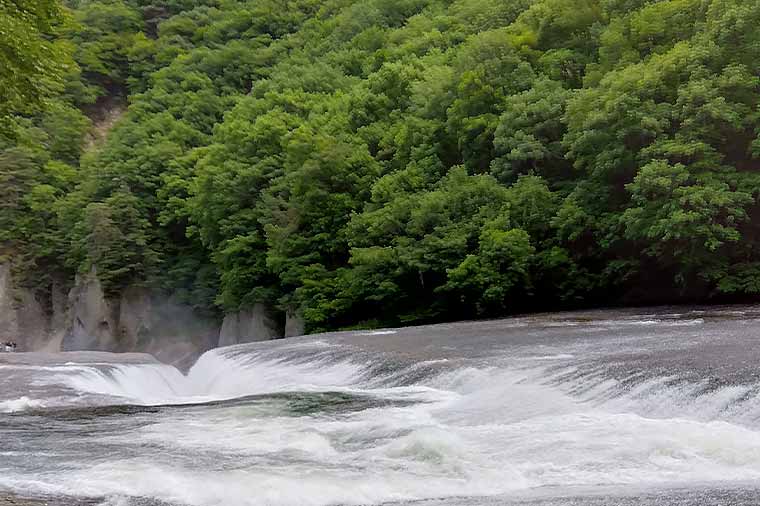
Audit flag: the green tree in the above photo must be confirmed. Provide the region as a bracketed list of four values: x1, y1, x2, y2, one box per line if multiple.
[0, 0, 72, 131]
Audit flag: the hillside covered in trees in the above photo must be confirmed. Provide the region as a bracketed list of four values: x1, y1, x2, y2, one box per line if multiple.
[2, 0, 760, 333]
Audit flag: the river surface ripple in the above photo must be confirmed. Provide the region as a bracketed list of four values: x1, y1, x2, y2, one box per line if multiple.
[3, 306, 760, 505]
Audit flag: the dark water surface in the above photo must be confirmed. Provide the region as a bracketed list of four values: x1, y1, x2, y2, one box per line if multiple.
[3, 306, 760, 505]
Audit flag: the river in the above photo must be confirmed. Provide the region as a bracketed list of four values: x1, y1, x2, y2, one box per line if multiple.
[2, 306, 760, 505]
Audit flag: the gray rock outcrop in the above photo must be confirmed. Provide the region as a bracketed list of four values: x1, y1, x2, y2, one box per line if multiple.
[63, 270, 118, 351]
[1, 262, 289, 360]
[117, 287, 220, 366]
[0, 263, 62, 351]
[118, 286, 153, 351]
[218, 303, 281, 347]
[61, 270, 220, 365]
[285, 307, 305, 337]
[0, 264, 20, 344]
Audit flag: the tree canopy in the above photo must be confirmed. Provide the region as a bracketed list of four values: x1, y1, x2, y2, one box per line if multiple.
[4, 0, 760, 332]
[0, 0, 73, 132]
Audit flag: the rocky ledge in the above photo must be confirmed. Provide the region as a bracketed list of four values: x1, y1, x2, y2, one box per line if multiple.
[0, 263, 305, 363]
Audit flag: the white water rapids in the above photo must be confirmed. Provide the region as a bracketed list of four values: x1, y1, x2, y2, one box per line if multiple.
[4, 308, 760, 505]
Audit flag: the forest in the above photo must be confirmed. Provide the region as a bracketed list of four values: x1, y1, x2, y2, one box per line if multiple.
[2, 0, 760, 333]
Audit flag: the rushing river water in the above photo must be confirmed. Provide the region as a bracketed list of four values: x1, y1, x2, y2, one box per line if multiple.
[3, 306, 760, 505]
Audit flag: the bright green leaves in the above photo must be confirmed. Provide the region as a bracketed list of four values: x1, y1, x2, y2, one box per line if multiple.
[0, 0, 73, 132]
[593, 0, 706, 77]
[68, 0, 144, 99]
[69, 188, 158, 295]
[492, 79, 571, 183]
[264, 129, 380, 293]
[504, 175, 559, 240]
[0, 108, 90, 285]
[8, 0, 760, 333]
[40, 102, 92, 164]
[623, 160, 751, 282]
[176, 0, 760, 325]
[446, 29, 534, 172]
[0, 142, 77, 286]
[345, 167, 534, 322]
[344, 170, 563, 321]
[445, 226, 533, 314]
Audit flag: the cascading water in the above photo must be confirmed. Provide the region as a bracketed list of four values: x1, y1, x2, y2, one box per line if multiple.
[53, 346, 369, 406]
[4, 308, 760, 505]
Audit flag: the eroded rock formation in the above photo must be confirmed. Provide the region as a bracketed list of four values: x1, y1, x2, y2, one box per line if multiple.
[218, 303, 281, 347]
[0, 263, 290, 362]
[0, 264, 64, 351]
[285, 308, 305, 338]
[63, 271, 117, 352]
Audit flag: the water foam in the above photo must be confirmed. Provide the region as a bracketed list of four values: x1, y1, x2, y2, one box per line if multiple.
[54, 348, 369, 405]
[539, 364, 760, 427]
[0, 396, 45, 413]
[48, 344, 760, 429]
[13, 365, 760, 506]
[10, 333, 760, 506]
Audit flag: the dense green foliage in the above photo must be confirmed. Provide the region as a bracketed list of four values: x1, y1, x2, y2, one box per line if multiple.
[0, 0, 73, 132]
[5, 0, 760, 331]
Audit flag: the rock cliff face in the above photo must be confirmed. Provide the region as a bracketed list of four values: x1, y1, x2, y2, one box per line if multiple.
[285, 308, 305, 338]
[61, 270, 220, 365]
[0, 263, 291, 361]
[116, 286, 220, 366]
[63, 272, 117, 352]
[0, 264, 64, 351]
[0, 264, 20, 345]
[218, 303, 282, 347]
